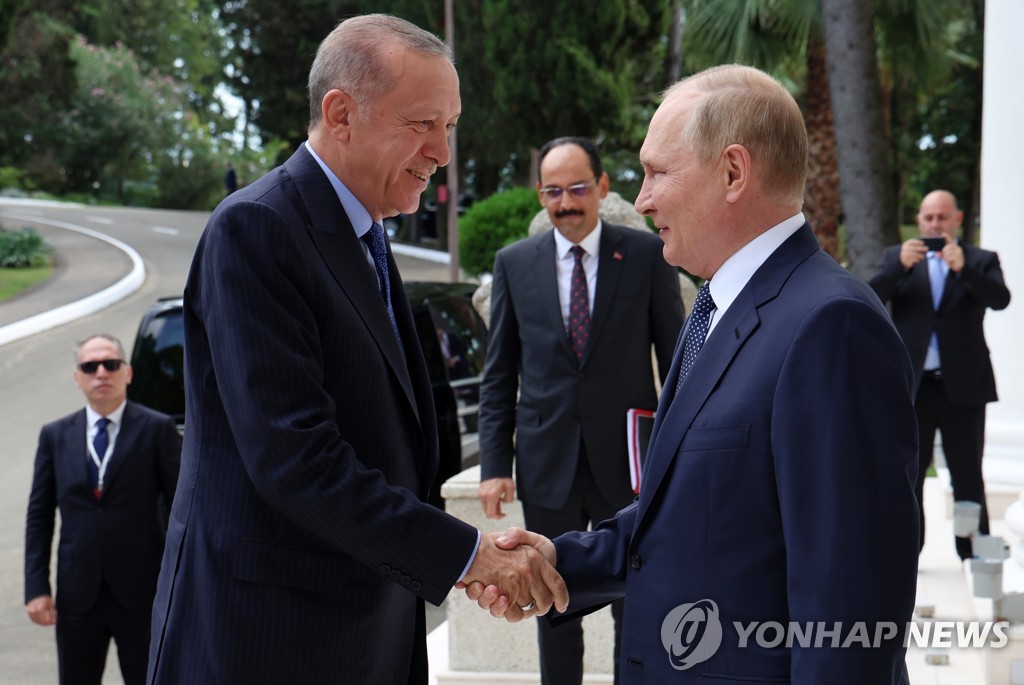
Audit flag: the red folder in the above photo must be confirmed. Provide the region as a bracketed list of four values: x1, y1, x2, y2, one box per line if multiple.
[627, 408, 655, 494]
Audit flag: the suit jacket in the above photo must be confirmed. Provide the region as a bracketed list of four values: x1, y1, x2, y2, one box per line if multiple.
[478, 223, 684, 509]
[869, 242, 1010, 405]
[552, 226, 920, 684]
[147, 145, 478, 684]
[24, 401, 180, 614]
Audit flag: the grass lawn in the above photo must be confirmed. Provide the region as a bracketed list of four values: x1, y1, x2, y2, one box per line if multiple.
[0, 264, 53, 302]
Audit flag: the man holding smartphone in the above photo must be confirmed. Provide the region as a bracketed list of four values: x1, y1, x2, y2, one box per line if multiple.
[869, 189, 1011, 560]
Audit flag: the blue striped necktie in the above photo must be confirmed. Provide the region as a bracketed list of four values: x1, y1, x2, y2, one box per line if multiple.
[362, 222, 401, 344]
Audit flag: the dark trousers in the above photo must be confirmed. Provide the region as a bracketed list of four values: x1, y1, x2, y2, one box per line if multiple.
[55, 582, 151, 685]
[522, 446, 628, 685]
[409, 599, 428, 685]
[915, 375, 988, 560]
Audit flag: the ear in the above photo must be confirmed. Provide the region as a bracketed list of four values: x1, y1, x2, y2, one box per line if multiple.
[597, 171, 610, 199]
[721, 144, 751, 204]
[321, 89, 358, 142]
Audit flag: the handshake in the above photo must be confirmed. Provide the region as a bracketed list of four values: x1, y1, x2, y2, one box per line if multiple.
[458, 527, 569, 623]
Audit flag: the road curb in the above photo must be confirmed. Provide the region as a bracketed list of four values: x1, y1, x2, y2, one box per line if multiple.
[0, 213, 146, 347]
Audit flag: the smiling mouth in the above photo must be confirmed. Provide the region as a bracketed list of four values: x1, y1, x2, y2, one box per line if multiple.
[408, 169, 432, 182]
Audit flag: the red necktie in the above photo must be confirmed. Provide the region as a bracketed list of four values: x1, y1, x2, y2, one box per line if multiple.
[568, 246, 591, 362]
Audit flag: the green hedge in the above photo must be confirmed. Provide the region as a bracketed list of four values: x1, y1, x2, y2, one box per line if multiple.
[458, 187, 540, 277]
[0, 226, 50, 267]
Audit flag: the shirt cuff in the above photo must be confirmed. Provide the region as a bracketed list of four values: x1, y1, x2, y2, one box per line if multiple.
[456, 529, 482, 583]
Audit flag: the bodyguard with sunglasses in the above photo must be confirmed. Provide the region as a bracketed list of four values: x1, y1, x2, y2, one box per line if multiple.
[478, 137, 684, 684]
[24, 334, 180, 685]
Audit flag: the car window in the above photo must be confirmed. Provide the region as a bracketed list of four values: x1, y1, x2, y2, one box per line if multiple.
[425, 296, 487, 435]
[427, 296, 487, 379]
[129, 309, 185, 422]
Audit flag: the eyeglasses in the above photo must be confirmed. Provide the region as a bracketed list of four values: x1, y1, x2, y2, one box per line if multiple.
[539, 180, 596, 202]
[78, 359, 125, 374]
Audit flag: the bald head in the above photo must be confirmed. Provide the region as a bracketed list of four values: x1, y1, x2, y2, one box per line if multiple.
[917, 190, 962, 241]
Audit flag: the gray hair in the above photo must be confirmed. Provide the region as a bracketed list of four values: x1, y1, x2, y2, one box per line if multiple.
[666, 64, 808, 206]
[308, 14, 451, 126]
[75, 333, 126, 363]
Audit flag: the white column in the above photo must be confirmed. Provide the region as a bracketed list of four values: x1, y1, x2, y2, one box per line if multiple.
[979, 0, 1024, 491]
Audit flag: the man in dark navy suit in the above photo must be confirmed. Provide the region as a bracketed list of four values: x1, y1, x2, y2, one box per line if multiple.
[468, 65, 920, 684]
[870, 190, 1011, 560]
[147, 14, 566, 685]
[25, 333, 181, 685]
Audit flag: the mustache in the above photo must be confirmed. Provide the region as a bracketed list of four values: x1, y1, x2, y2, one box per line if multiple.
[554, 209, 584, 218]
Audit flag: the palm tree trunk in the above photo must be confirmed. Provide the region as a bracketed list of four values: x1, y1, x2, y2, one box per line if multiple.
[802, 38, 841, 260]
[821, 0, 899, 278]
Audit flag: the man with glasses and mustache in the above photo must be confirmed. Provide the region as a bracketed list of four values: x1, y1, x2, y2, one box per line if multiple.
[478, 136, 684, 683]
[24, 333, 181, 685]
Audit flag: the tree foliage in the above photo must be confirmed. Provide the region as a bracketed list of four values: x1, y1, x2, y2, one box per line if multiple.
[61, 38, 184, 195]
[0, 0, 988, 226]
[73, 0, 227, 113]
[218, 0, 369, 156]
[458, 187, 538, 277]
[0, 5, 78, 189]
[680, 0, 971, 273]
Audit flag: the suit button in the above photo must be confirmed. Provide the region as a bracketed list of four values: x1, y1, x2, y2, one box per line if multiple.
[390, 570, 402, 581]
[410, 581, 422, 593]
[630, 554, 642, 570]
[379, 564, 392, 575]
[400, 575, 412, 586]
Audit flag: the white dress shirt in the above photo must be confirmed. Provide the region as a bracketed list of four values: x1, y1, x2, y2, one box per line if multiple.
[552, 221, 603, 331]
[704, 213, 806, 339]
[85, 399, 127, 487]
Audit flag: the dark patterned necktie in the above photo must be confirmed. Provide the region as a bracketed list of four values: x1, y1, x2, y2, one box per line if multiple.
[362, 222, 401, 344]
[567, 245, 591, 362]
[89, 417, 110, 498]
[676, 283, 715, 393]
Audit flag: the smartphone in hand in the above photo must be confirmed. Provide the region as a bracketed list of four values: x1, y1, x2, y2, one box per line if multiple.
[921, 236, 946, 252]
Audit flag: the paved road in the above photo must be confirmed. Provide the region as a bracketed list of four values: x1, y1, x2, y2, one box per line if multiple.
[0, 201, 453, 683]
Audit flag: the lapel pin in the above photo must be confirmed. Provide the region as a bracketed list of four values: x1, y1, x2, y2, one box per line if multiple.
[613, 251, 623, 261]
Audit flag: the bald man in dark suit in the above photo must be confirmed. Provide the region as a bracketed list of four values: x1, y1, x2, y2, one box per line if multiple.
[870, 189, 1011, 560]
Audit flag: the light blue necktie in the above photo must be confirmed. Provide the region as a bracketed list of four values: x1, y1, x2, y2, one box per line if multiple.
[927, 252, 946, 310]
[362, 222, 401, 344]
[676, 283, 715, 393]
[924, 252, 946, 369]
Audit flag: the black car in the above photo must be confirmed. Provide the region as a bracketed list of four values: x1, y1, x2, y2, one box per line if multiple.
[127, 282, 488, 509]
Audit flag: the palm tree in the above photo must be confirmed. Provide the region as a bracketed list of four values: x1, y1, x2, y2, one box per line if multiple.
[680, 0, 966, 274]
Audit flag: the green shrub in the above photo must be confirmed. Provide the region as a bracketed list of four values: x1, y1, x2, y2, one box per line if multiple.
[0, 166, 34, 192]
[0, 226, 50, 267]
[458, 187, 540, 276]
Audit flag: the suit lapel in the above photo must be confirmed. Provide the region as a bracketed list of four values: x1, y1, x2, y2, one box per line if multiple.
[636, 299, 759, 525]
[634, 225, 819, 531]
[69, 410, 91, 487]
[102, 402, 138, 492]
[285, 148, 420, 424]
[937, 242, 972, 311]
[582, 225, 625, 367]
[534, 233, 575, 362]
